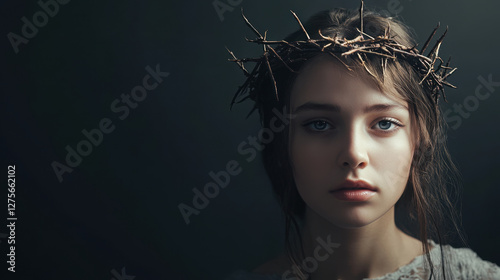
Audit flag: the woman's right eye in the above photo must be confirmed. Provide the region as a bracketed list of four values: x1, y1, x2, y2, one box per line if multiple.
[303, 120, 333, 132]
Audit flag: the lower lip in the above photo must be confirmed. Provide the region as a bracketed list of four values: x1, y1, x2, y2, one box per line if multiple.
[330, 189, 376, 202]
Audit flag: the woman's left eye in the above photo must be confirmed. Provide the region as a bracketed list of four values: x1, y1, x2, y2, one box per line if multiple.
[374, 118, 404, 133]
[302, 118, 404, 134]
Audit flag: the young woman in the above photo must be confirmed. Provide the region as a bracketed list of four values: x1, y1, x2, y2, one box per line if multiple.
[224, 2, 500, 279]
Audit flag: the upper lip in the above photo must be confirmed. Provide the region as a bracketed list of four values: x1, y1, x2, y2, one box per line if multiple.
[330, 179, 377, 192]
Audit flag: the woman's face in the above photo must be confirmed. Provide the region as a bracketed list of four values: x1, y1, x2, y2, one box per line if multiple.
[289, 54, 415, 229]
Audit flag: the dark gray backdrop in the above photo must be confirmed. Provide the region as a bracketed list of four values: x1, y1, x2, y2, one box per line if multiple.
[2, 0, 499, 279]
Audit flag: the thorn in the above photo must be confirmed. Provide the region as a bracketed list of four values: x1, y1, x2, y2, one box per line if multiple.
[241, 8, 263, 39]
[290, 10, 310, 40]
[420, 22, 440, 54]
[360, 0, 365, 37]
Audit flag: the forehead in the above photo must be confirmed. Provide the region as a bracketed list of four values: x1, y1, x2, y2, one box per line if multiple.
[289, 54, 406, 109]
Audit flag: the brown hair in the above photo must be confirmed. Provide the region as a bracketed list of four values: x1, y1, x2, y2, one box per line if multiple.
[231, 5, 465, 280]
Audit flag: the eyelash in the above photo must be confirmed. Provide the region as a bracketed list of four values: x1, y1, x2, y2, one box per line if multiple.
[302, 118, 405, 134]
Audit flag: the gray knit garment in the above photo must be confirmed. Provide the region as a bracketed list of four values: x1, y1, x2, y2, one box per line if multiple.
[224, 240, 500, 280]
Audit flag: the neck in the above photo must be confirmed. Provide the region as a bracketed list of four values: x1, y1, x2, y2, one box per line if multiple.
[296, 206, 422, 280]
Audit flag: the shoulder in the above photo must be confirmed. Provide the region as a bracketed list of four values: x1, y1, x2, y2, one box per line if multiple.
[436, 241, 500, 279]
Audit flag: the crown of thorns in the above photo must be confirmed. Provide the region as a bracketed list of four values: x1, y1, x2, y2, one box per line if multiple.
[227, 1, 457, 118]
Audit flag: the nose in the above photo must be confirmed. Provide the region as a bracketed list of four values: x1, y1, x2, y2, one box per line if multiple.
[337, 123, 369, 170]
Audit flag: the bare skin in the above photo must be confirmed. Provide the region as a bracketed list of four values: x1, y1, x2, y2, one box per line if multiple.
[254, 209, 425, 279]
[253, 54, 431, 279]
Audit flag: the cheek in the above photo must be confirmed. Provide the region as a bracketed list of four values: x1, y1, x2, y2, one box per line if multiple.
[374, 138, 413, 193]
[290, 134, 334, 188]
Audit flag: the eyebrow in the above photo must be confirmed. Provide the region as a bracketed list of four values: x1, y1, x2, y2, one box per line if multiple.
[292, 102, 408, 114]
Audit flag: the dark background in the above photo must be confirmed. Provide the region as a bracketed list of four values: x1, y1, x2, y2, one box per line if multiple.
[1, 0, 499, 279]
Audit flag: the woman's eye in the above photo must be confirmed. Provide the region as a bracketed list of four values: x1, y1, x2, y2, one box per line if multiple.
[378, 120, 393, 130]
[303, 120, 332, 132]
[374, 119, 404, 133]
[302, 118, 404, 134]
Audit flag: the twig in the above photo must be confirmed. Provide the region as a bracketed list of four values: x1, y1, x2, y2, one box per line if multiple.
[290, 10, 310, 40]
[240, 8, 263, 39]
[228, 0, 457, 113]
[225, 46, 250, 76]
[360, 0, 364, 36]
[420, 23, 440, 55]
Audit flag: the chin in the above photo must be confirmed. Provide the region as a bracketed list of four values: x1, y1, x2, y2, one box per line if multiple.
[314, 205, 385, 229]
[327, 217, 378, 229]
[329, 213, 379, 229]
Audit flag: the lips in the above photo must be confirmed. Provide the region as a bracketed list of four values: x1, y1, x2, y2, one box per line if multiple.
[330, 179, 377, 193]
[329, 180, 377, 202]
